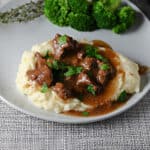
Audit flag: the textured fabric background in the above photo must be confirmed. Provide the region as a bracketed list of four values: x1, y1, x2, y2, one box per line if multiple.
[0, 92, 150, 150]
[0, 0, 150, 150]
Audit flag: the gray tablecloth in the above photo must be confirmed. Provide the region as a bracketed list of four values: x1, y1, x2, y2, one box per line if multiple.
[0, 0, 150, 149]
[0, 92, 150, 150]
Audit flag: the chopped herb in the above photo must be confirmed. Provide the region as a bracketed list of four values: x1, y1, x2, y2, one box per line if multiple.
[51, 60, 59, 70]
[64, 66, 83, 77]
[58, 35, 67, 46]
[100, 64, 110, 70]
[51, 60, 67, 70]
[95, 54, 108, 63]
[85, 45, 98, 57]
[44, 51, 53, 59]
[51, 60, 82, 77]
[82, 111, 89, 116]
[85, 45, 108, 62]
[118, 90, 127, 102]
[87, 84, 96, 95]
[46, 61, 52, 68]
[59, 62, 68, 70]
[41, 83, 49, 93]
[75, 67, 83, 74]
[0, 0, 44, 24]
[78, 94, 84, 101]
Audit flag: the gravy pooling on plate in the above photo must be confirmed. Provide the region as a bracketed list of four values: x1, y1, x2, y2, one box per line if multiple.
[16, 34, 140, 117]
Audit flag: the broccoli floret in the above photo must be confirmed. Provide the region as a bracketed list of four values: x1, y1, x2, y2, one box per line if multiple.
[93, 1, 117, 29]
[44, 0, 136, 33]
[113, 6, 136, 33]
[68, 12, 96, 31]
[112, 23, 127, 33]
[100, 0, 121, 11]
[67, 0, 96, 31]
[119, 6, 136, 26]
[44, 0, 96, 31]
[68, 0, 90, 14]
[44, 0, 69, 26]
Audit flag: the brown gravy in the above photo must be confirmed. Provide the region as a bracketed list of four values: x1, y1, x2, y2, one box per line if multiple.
[27, 36, 134, 117]
[64, 102, 125, 117]
[64, 40, 126, 117]
[139, 65, 149, 75]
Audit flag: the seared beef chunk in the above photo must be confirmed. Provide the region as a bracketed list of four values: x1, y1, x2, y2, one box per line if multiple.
[27, 34, 116, 100]
[36, 66, 52, 86]
[27, 70, 39, 80]
[27, 52, 53, 86]
[52, 34, 80, 60]
[96, 70, 108, 85]
[35, 52, 46, 68]
[80, 57, 97, 70]
[77, 50, 85, 60]
[76, 72, 102, 94]
[96, 59, 103, 67]
[52, 82, 73, 100]
[96, 60, 115, 85]
[76, 72, 92, 86]
[62, 54, 79, 66]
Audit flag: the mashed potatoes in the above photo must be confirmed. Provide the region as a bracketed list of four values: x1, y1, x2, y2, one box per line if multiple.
[16, 40, 140, 113]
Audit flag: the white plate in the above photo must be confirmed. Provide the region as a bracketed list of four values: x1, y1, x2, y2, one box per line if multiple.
[0, 0, 150, 124]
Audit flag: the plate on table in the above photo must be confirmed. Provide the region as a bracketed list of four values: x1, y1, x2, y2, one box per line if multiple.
[0, 0, 150, 124]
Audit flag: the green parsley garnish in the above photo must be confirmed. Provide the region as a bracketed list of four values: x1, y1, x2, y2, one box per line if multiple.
[118, 90, 127, 102]
[46, 61, 52, 68]
[0, 0, 44, 24]
[85, 45, 108, 62]
[59, 62, 68, 70]
[58, 35, 67, 46]
[96, 55, 108, 63]
[85, 45, 98, 57]
[87, 84, 96, 95]
[44, 51, 52, 59]
[51, 60, 67, 70]
[51, 60, 59, 70]
[100, 64, 110, 70]
[64, 66, 83, 77]
[78, 94, 84, 101]
[82, 111, 89, 116]
[41, 83, 49, 93]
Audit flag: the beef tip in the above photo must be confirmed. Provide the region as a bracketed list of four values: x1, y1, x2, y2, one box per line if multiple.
[36, 66, 52, 86]
[76, 72, 102, 94]
[27, 66, 52, 86]
[35, 52, 47, 68]
[88, 84, 102, 95]
[27, 70, 40, 80]
[97, 60, 115, 76]
[96, 59, 103, 67]
[52, 82, 73, 100]
[52, 34, 80, 60]
[77, 50, 85, 60]
[95, 60, 112, 85]
[96, 70, 108, 85]
[80, 57, 97, 70]
[96, 66, 115, 86]
[27, 52, 53, 86]
[35, 52, 41, 58]
[76, 72, 92, 86]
